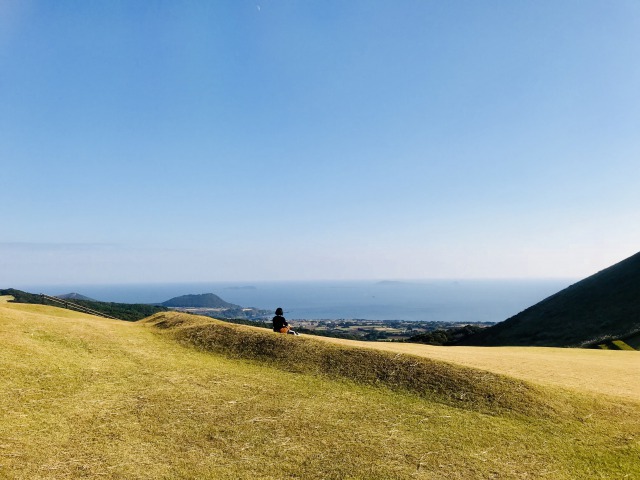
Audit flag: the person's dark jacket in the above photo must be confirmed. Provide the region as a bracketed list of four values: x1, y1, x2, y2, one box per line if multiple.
[272, 315, 289, 332]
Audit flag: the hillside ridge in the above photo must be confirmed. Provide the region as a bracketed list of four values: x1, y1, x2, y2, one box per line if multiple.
[0, 288, 168, 321]
[458, 251, 640, 347]
[56, 292, 96, 301]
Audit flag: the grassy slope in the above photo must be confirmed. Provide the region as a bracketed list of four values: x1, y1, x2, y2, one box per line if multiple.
[1, 304, 638, 479]
[308, 336, 640, 402]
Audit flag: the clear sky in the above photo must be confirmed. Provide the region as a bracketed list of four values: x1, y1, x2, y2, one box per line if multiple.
[1, 0, 639, 285]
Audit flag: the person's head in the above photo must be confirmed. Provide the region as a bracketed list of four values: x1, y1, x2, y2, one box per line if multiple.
[275, 307, 283, 316]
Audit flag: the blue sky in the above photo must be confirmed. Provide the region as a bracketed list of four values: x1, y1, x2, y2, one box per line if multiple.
[1, 0, 639, 285]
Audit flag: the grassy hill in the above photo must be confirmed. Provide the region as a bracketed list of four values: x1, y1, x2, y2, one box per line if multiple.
[1, 298, 638, 478]
[458, 251, 640, 347]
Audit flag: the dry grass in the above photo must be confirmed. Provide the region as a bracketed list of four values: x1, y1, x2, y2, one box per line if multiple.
[1, 304, 639, 479]
[308, 336, 640, 402]
[144, 312, 563, 417]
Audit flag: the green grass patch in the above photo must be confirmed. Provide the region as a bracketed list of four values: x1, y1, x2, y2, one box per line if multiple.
[596, 339, 636, 351]
[611, 340, 635, 351]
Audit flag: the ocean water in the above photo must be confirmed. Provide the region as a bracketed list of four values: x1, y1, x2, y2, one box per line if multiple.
[20, 279, 575, 324]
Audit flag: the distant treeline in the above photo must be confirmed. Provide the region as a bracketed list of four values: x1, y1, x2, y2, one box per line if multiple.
[0, 289, 168, 322]
[407, 325, 486, 346]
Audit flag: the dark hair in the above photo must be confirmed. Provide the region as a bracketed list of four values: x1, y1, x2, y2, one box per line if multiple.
[275, 307, 283, 316]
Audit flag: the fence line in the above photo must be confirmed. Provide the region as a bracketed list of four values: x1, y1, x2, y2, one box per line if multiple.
[40, 294, 119, 320]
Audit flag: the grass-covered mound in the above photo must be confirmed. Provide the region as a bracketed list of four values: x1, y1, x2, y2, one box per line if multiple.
[145, 312, 562, 417]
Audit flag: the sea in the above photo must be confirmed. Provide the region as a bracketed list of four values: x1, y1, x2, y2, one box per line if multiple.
[19, 279, 575, 324]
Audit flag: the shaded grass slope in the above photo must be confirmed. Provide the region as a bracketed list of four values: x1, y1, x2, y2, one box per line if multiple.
[459, 250, 640, 347]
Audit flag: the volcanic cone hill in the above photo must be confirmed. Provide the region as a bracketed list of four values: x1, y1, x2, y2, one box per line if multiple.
[458, 251, 640, 348]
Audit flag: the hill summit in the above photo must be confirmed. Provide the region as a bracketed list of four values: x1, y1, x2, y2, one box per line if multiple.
[56, 292, 96, 301]
[161, 293, 239, 309]
[458, 251, 640, 348]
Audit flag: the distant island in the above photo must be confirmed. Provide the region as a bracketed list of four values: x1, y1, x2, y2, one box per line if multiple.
[160, 293, 270, 321]
[161, 293, 240, 309]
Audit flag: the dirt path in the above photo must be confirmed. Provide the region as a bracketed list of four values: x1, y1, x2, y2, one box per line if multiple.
[311, 336, 640, 401]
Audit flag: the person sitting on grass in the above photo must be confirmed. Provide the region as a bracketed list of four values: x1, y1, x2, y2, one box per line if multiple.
[272, 307, 299, 335]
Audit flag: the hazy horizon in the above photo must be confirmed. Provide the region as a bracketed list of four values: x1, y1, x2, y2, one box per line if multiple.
[10, 275, 580, 287]
[6, 278, 575, 323]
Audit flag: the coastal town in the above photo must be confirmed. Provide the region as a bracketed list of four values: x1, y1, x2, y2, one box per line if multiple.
[167, 304, 494, 342]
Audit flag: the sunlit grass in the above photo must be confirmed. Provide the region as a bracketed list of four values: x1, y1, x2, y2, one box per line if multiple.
[1, 304, 638, 479]
[311, 334, 640, 402]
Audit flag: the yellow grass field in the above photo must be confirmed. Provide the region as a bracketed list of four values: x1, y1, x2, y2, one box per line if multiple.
[310, 336, 640, 402]
[1, 301, 638, 479]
